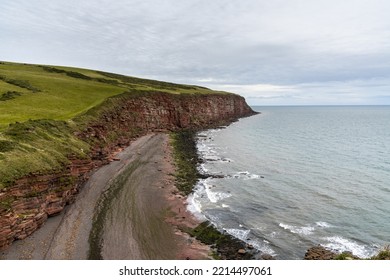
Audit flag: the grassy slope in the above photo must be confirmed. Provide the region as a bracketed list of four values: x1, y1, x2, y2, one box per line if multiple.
[0, 62, 226, 129]
[0, 63, 119, 128]
[0, 61, 229, 189]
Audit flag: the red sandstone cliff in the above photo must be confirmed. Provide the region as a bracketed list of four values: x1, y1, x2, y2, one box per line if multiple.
[0, 92, 256, 249]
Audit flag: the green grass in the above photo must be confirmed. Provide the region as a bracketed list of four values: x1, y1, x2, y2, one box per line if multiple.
[0, 62, 123, 129]
[0, 61, 232, 189]
[0, 119, 89, 189]
[0, 61, 225, 130]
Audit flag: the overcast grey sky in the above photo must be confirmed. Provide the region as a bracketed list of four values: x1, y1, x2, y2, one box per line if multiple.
[1, 0, 390, 105]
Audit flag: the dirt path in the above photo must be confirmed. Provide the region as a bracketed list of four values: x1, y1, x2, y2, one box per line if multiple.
[1, 133, 209, 260]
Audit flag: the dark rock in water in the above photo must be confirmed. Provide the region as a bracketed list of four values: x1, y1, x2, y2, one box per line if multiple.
[210, 174, 224, 179]
[304, 245, 336, 260]
[189, 221, 261, 260]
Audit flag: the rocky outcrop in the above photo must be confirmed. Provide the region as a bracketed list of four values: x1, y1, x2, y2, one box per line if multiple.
[0, 91, 256, 250]
[78, 92, 256, 157]
[0, 159, 96, 248]
[304, 245, 363, 260]
[304, 246, 337, 260]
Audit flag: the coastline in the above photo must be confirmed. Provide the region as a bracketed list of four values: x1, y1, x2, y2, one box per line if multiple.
[2, 126, 388, 260]
[1, 133, 209, 260]
[172, 129, 273, 260]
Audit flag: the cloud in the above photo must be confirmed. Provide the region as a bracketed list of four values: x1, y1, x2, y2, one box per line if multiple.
[1, 0, 390, 104]
[208, 78, 390, 105]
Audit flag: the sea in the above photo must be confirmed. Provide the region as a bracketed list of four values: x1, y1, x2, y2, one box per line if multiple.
[187, 106, 390, 259]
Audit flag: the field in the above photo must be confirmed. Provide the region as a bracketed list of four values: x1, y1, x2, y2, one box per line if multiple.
[0, 61, 223, 129]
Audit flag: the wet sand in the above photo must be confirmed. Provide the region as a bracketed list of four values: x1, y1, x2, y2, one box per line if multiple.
[1, 133, 209, 260]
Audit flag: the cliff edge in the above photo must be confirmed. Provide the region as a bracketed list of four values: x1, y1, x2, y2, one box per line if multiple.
[0, 62, 256, 250]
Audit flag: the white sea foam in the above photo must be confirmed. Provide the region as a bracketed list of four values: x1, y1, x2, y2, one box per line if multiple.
[248, 240, 276, 256]
[186, 182, 207, 220]
[186, 195, 205, 220]
[196, 143, 217, 158]
[279, 223, 315, 236]
[205, 186, 232, 203]
[316, 221, 333, 228]
[225, 228, 276, 256]
[225, 228, 250, 240]
[321, 236, 373, 258]
[221, 204, 229, 208]
[229, 171, 262, 180]
[198, 163, 208, 174]
[246, 174, 260, 180]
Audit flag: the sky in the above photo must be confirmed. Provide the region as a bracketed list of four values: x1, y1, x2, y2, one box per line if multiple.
[1, 0, 390, 105]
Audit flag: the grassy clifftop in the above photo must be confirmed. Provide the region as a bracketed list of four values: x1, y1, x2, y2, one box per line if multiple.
[0, 61, 224, 130]
[0, 61, 235, 189]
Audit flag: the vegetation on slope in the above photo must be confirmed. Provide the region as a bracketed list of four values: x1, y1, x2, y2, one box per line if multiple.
[0, 61, 229, 189]
[0, 119, 89, 188]
[0, 61, 223, 129]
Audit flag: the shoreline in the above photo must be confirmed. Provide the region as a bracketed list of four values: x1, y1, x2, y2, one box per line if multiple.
[171, 129, 271, 260]
[2, 130, 388, 260]
[0, 133, 209, 260]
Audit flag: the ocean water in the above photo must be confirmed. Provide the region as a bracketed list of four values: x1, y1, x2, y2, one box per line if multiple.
[188, 106, 390, 259]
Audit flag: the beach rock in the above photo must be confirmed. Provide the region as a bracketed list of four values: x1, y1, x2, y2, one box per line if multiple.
[304, 245, 336, 260]
[238, 249, 246, 254]
[261, 254, 275, 260]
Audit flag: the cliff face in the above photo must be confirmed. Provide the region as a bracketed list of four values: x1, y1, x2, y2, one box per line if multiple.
[80, 92, 255, 154]
[0, 92, 256, 249]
